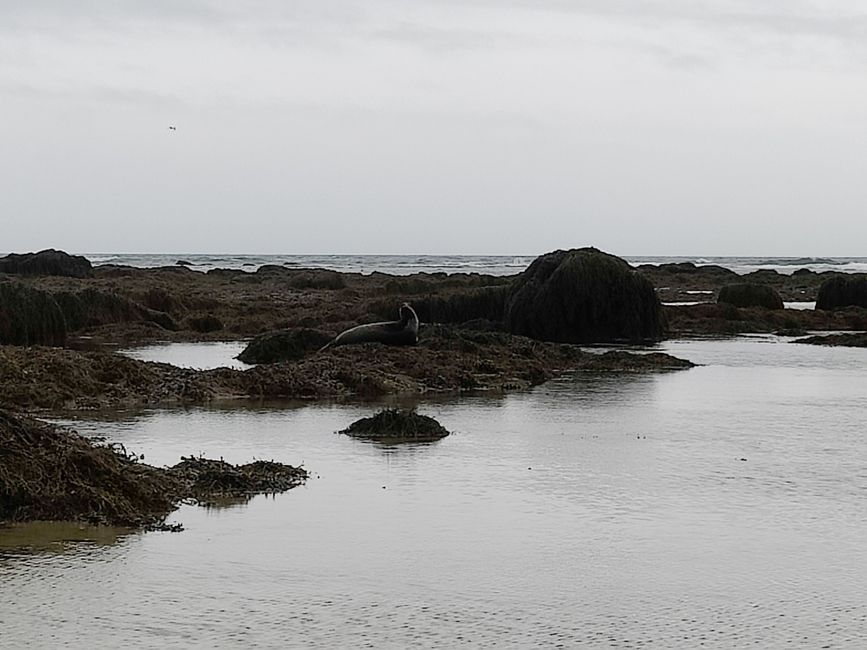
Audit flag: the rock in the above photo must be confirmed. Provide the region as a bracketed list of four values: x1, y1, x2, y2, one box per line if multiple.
[237, 328, 332, 364]
[816, 275, 867, 310]
[176, 260, 193, 266]
[0, 249, 92, 278]
[503, 248, 664, 343]
[0, 281, 66, 346]
[339, 409, 450, 443]
[717, 283, 784, 310]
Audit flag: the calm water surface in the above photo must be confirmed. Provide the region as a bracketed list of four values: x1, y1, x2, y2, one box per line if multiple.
[3, 336, 867, 648]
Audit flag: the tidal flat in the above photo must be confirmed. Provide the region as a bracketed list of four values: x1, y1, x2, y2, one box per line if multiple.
[3, 336, 867, 647]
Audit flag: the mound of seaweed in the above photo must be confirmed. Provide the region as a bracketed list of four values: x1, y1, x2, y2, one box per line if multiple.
[339, 409, 450, 442]
[0, 411, 308, 529]
[237, 328, 332, 364]
[717, 283, 783, 310]
[0, 411, 181, 529]
[171, 456, 308, 499]
[816, 275, 867, 310]
[0, 281, 66, 346]
[504, 248, 664, 343]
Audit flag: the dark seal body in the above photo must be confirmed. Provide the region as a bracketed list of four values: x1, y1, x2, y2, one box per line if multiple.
[320, 304, 419, 351]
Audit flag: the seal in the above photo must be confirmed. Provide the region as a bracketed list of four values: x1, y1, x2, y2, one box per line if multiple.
[319, 303, 419, 351]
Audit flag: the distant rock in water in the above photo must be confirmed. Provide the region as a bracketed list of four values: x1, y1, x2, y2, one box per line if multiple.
[339, 409, 450, 443]
[816, 275, 867, 310]
[237, 328, 331, 364]
[0, 281, 66, 346]
[717, 283, 783, 310]
[0, 249, 92, 278]
[175, 260, 194, 267]
[504, 248, 664, 343]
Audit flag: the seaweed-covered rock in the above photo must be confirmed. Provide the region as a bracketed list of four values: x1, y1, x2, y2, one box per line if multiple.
[0, 411, 308, 529]
[237, 328, 332, 364]
[339, 409, 450, 443]
[53, 288, 176, 332]
[504, 248, 664, 343]
[816, 275, 867, 310]
[0, 249, 93, 278]
[717, 283, 784, 310]
[0, 411, 181, 528]
[0, 281, 66, 346]
[170, 456, 308, 500]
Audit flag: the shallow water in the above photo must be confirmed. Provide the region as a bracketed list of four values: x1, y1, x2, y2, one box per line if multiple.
[4, 337, 867, 648]
[119, 341, 251, 370]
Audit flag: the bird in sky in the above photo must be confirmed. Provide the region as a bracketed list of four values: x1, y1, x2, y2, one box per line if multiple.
[168, 125, 177, 131]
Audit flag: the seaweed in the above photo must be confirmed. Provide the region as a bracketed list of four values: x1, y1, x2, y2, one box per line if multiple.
[339, 409, 450, 443]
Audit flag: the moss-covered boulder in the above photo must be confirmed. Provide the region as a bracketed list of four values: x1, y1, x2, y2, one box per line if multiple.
[237, 328, 332, 364]
[816, 275, 867, 310]
[503, 248, 664, 343]
[0, 281, 66, 346]
[339, 409, 450, 443]
[717, 283, 784, 310]
[0, 249, 92, 278]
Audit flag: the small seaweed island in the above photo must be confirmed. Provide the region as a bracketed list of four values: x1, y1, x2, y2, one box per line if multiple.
[2, 247, 866, 530]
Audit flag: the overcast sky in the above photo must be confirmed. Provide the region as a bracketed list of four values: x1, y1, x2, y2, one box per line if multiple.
[3, 1, 867, 256]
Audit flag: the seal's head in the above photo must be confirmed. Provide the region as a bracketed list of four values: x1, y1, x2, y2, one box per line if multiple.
[398, 302, 416, 324]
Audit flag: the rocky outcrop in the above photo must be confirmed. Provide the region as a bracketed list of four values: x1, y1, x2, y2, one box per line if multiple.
[717, 283, 784, 310]
[816, 275, 867, 310]
[503, 248, 664, 343]
[0, 281, 66, 346]
[237, 328, 331, 364]
[0, 249, 92, 278]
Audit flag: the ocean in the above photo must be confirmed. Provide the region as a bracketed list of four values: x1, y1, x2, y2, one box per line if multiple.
[84, 253, 867, 276]
[3, 256, 867, 648]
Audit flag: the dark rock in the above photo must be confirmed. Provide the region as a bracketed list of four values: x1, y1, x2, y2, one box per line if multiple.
[237, 328, 332, 364]
[186, 314, 224, 333]
[176, 260, 193, 266]
[816, 275, 867, 310]
[0, 249, 93, 278]
[792, 268, 816, 277]
[0, 281, 66, 346]
[339, 409, 450, 443]
[717, 283, 784, 310]
[503, 248, 664, 343]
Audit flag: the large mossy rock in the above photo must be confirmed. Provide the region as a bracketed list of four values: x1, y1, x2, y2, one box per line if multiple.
[717, 283, 783, 310]
[0, 249, 92, 278]
[816, 275, 867, 310]
[503, 248, 664, 343]
[0, 281, 66, 346]
[237, 328, 332, 364]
